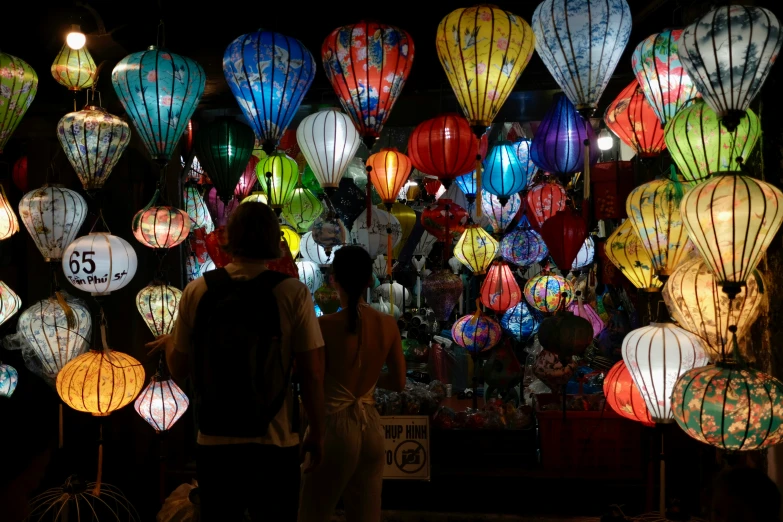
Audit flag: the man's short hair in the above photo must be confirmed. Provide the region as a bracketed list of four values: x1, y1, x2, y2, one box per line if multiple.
[224, 202, 282, 260]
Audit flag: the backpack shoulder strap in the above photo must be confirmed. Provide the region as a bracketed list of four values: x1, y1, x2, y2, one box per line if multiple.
[203, 267, 233, 292]
[257, 270, 292, 290]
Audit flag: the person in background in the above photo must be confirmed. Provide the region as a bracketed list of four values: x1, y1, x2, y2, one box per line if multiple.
[298, 245, 406, 522]
[147, 202, 325, 522]
[711, 467, 781, 522]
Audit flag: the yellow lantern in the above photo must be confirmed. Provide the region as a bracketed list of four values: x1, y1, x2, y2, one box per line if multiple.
[454, 224, 499, 275]
[241, 191, 268, 205]
[604, 219, 662, 292]
[381, 202, 416, 259]
[256, 152, 298, 211]
[0, 184, 19, 240]
[51, 44, 96, 91]
[626, 178, 691, 278]
[280, 225, 301, 259]
[136, 283, 182, 337]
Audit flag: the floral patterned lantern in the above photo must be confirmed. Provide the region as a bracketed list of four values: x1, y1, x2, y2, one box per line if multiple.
[296, 260, 323, 296]
[532, 0, 631, 116]
[631, 29, 699, 127]
[0, 184, 19, 240]
[678, 6, 783, 132]
[295, 109, 361, 192]
[665, 99, 760, 184]
[663, 257, 763, 362]
[0, 281, 21, 327]
[511, 138, 539, 189]
[280, 226, 301, 259]
[195, 118, 255, 203]
[234, 156, 260, 200]
[481, 191, 521, 235]
[500, 216, 548, 267]
[421, 269, 463, 322]
[0, 363, 18, 397]
[540, 208, 588, 273]
[604, 81, 665, 158]
[413, 231, 439, 260]
[224, 31, 316, 153]
[257, 152, 298, 211]
[368, 148, 412, 207]
[301, 231, 341, 267]
[604, 361, 654, 426]
[483, 141, 531, 204]
[524, 271, 573, 313]
[480, 261, 521, 312]
[112, 47, 205, 165]
[132, 202, 191, 250]
[408, 114, 479, 182]
[454, 225, 499, 275]
[420, 199, 468, 242]
[282, 184, 323, 233]
[134, 367, 189, 432]
[455, 171, 477, 201]
[12, 156, 27, 192]
[136, 283, 182, 337]
[183, 186, 214, 232]
[567, 293, 604, 337]
[204, 226, 231, 268]
[330, 177, 366, 230]
[571, 236, 595, 271]
[19, 185, 87, 262]
[451, 311, 502, 354]
[62, 233, 137, 296]
[311, 210, 346, 253]
[51, 44, 96, 91]
[526, 181, 566, 228]
[0, 52, 38, 153]
[206, 186, 239, 228]
[604, 219, 662, 292]
[501, 301, 542, 342]
[350, 207, 401, 259]
[322, 21, 414, 149]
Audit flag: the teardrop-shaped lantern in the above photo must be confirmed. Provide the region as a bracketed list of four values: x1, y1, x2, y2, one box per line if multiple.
[136, 283, 182, 337]
[604, 81, 665, 158]
[206, 187, 239, 228]
[257, 152, 298, 211]
[480, 261, 521, 312]
[112, 47, 205, 165]
[295, 109, 361, 192]
[132, 202, 191, 250]
[280, 226, 301, 259]
[604, 219, 661, 292]
[526, 181, 567, 229]
[540, 208, 588, 272]
[454, 225, 499, 275]
[524, 271, 573, 313]
[194, 117, 255, 202]
[481, 191, 521, 235]
[62, 233, 138, 296]
[19, 185, 87, 262]
[368, 148, 412, 206]
[51, 44, 96, 91]
[631, 29, 700, 127]
[0, 184, 19, 240]
[500, 216, 548, 267]
[135, 370, 189, 432]
[420, 199, 469, 242]
[386, 202, 416, 259]
[455, 171, 477, 199]
[604, 361, 654, 426]
[664, 99, 760, 184]
[183, 185, 214, 232]
[224, 31, 316, 153]
[57, 105, 131, 192]
[0, 281, 21, 328]
[501, 301, 543, 342]
[678, 6, 783, 131]
[282, 184, 323, 233]
[234, 156, 260, 200]
[532, 0, 632, 116]
[322, 21, 414, 148]
[567, 295, 604, 337]
[350, 207, 401, 258]
[407, 114, 478, 181]
[511, 138, 539, 189]
[436, 6, 535, 128]
[483, 141, 530, 204]
[680, 172, 783, 296]
[0, 52, 38, 153]
[452, 311, 502, 354]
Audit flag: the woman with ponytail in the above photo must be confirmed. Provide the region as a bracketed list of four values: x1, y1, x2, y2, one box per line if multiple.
[298, 245, 405, 522]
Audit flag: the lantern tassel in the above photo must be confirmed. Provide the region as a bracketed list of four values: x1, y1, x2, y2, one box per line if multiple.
[475, 154, 483, 217]
[583, 139, 591, 200]
[94, 421, 104, 496]
[54, 291, 76, 330]
[59, 403, 64, 449]
[366, 166, 373, 228]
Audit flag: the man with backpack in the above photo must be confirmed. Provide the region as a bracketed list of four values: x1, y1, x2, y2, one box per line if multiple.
[147, 201, 325, 522]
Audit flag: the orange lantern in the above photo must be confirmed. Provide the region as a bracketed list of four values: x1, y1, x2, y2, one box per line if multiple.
[604, 80, 666, 158]
[132, 205, 191, 249]
[480, 261, 521, 312]
[367, 148, 413, 208]
[604, 360, 655, 427]
[526, 181, 566, 228]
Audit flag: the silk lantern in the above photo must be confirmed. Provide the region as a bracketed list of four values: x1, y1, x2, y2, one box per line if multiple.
[537, 308, 594, 359]
[0, 52, 38, 153]
[51, 44, 96, 91]
[257, 152, 298, 211]
[282, 184, 323, 233]
[242, 192, 268, 205]
[132, 203, 191, 250]
[268, 238, 299, 279]
[631, 29, 699, 127]
[680, 172, 783, 297]
[385, 202, 416, 259]
[540, 208, 588, 273]
[374, 282, 411, 307]
[481, 261, 521, 312]
[234, 156, 260, 200]
[665, 99, 760, 184]
[407, 114, 478, 181]
[663, 257, 763, 362]
[455, 171, 477, 201]
[513, 138, 540, 189]
[301, 231, 341, 266]
[330, 177, 366, 230]
[280, 226, 301, 259]
[296, 108, 361, 192]
[311, 210, 346, 253]
[12, 156, 27, 192]
[604, 81, 665, 158]
[297, 260, 323, 296]
[206, 186, 239, 228]
[194, 118, 255, 203]
[0, 363, 18, 397]
[604, 219, 662, 291]
[0, 281, 21, 327]
[526, 181, 566, 228]
[343, 157, 368, 190]
[62, 233, 137, 295]
[134, 368, 189, 432]
[368, 148, 412, 207]
[452, 311, 502, 354]
[350, 207, 401, 259]
[604, 361, 654, 426]
[136, 283, 182, 337]
[205, 226, 231, 268]
[421, 269, 463, 322]
[523, 271, 573, 313]
[532, 0, 632, 116]
[199, 258, 216, 276]
[0, 184, 19, 240]
[302, 164, 325, 196]
[420, 199, 469, 242]
[57, 105, 131, 192]
[483, 142, 530, 204]
[423, 177, 443, 198]
[501, 301, 542, 342]
[678, 5, 783, 131]
[481, 191, 521, 235]
[413, 231, 439, 260]
[500, 216, 548, 267]
[183, 186, 214, 232]
[224, 31, 316, 153]
[454, 225, 499, 275]
[322, 21, 414, 149]
[19, 185, 87, 261]
[567, 294, 604, 337]
[572, 236, 595, 271]
[112, 47, 205, 164]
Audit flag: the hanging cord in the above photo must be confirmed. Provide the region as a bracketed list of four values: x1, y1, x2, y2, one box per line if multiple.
[475, 151, 483, 217]
[156, 19, 166, 49]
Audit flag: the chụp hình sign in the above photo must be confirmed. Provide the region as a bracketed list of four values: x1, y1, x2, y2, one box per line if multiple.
[381, 416, 430, 480]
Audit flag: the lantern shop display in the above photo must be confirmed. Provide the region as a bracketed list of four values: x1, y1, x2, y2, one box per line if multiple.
[421, 269, 463, 322]
[51, 44, 96, 91]
[604, 361, 654, 426]
[454, 225, 499, 275]
[408, 114, 478, 181]
[297, 260, 323, 296]
[0, 51, 38, 153]
[194, 117, 255, 202]
[19, 185, 88, 262]
[526, 181, 566, 228]
[0, 184, 19, 240]
[604, 80, 665, 158]
[480, 261, 521, 312]
[451, 311, 502, 354]
[350, 207, 402, 259]
[62, 233, 138, 295]
[135, 371, 189, 432]
[0, 363, 18, 398]
[604, 219, 662, 292]
[0, 281, 21, 327]
[500, 217, 548, 267]
[133, 204, 191, 250]
[295, 108, 361, 190]
[540, 208, 588, 273]
[501, 301, 542, 343]
[524, 271, 573, 314]
[136, 283, 182, 338]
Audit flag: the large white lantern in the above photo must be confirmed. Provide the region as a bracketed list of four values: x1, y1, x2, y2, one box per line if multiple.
[19, 185, 88, 262]
[349, 207, 402, 259]
[0, 281, 21, 327]
[301, 232, 341, 267]
[62, 233, 138, 295]
[374, 282, 412, 306]
[296, 108, 361, 191]
[296, 260, 323, 296]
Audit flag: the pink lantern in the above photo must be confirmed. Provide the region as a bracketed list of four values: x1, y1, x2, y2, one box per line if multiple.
[567, 293, 604, 337]
[234, 156, 260, 200]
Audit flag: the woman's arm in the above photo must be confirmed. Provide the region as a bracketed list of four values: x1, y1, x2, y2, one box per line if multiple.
[377, 327, 406, 392]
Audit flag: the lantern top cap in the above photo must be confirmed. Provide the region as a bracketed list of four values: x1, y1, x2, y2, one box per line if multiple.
[82, 105, 107, 113]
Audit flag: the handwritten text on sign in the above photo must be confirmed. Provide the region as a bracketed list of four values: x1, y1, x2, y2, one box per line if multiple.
[66, 250, 129, 286]
[381, 416, 430, 480]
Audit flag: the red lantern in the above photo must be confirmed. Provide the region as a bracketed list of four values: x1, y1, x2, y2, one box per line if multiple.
[420, 198, 468, 241]
[367, 148, 412, 206]
[234, 156, 260, 200]
[12, 156, 27, 192]
[133, 206, 191, 249]
[205, 226, 232, 268]
[277, 128, 300, 159]
[604, 81, 666, 158]
[422, 177, 443, 197]
[590, 161, 635, 220]
[540, 208, 588, 272]
[408, 113, 480, 181]
[604, 360, 654, 426]
[480, 261, 521, 312]
[267, 240, 298, 278]
[526, 181, 566, 229]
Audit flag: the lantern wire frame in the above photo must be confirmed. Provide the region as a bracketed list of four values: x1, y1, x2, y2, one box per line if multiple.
[26, 475, 141, 522]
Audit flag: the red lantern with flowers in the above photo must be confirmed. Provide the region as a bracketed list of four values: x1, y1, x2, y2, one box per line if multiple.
[540, 208, 588, 272]
[480, 261, 521, 312]
[133, 204, 191, 249]
[604, 81, 666, 158]
[526, 181, 566, 229]
[12, 156, 27, 192]
[604, 360, 654, 426]
[408, 113, 487, 182]
[421, 198, 468, 241]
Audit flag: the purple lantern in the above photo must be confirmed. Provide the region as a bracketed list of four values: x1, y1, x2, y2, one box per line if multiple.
[451, 312, 502, 354]
[567, 297, 605, 338]
[421, 269, 463, 322]
[206, 186, 239, 228]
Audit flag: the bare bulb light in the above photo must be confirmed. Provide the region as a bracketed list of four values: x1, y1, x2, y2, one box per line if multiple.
[597, 129, 614, 151]
[66, 25, 86, 50]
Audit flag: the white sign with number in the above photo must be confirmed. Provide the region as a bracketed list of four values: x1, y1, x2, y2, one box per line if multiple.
[381, 416, 430, 480]
[62, 232, 137, 296]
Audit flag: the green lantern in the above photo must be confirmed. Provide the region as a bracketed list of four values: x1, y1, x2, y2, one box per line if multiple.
[257, 152, 298, 212]
[283, 184, 324, 233]
[194, 117, 255, 202]
[51, 44, 96, 91]
[0, 52, 38, 153]
[302, 164, 324, 197]
[665, 98, 760, 184]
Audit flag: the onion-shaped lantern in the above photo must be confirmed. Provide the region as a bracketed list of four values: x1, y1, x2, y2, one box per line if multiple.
[368, 148, 412, 207]
[511, 138, 539, 189]
[19, 185, 87, 262]
[257, 152, 298, 211]
[322, 21, 414, 148]
[483, 141, 530, 204]
[571, 236, 595, 271]
[301, 231, 341, 267]
[481, 191, 521, 235]
[680, 172, 783, 296]
[51, 44, 96, 91]
[420, 199, 469, 242]
[567, 294, 604, 337]
[234, 156, 260, 200]
[678, 6, 783, 132]
[134, 368, 189, 432]
[112, 47, 205, 165]
[280, 226, 301, 259]
[62, 233, 138, 296]
[604, 361, 654, 426]
[604, 218, 662, 291]
[421, 269, 463, 322]
[183, 186, 214, 232]
[206, 186, 239, 228]
[12, 156, 28, 192]
[540, 208, 588, 273]
[480, 261, 521, 312]
[194, 118, 255, 202]
[501, 301, 542, 342]
[374, 282, 411, 316]
[57, 105, 131, 192]
[0, 281, 21, 327]
[532, 0, 631, 116]
[0, 52, 38, 153]
[523, 271, 573, 313]
[665, 99, 760, 184]
[295, 108, 361, 191]
[132, 202, 191, 250]
[452, 311, 502, 354]
[454, 225, 499, 275]
[296, 260, 323, 296]
[500, 216, 548, 267]
[604, 81, 665, 158]
[526, 181, 566, 228]
[0, 363, 18, 397]
[224, 31, 316, 153]
[136, 283, 182, 337]
[283, 184, 323, 233]
[0, 184, 19, 240]
[408, 114, 478, 182]
[631, 29, 699, 127]
[350, 207, 401, 259]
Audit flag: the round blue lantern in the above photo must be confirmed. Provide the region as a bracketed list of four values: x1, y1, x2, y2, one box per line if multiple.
[112, 47, 205, 165]
[0, 362, 18, 397]
[224, 31, 316, 154]
[483, 141, 529, 205]
[455, 171, 477, 200]
[501, 301, 543, 342]
[500, 216, 548, 266]
[530, 94, 599, 177]
[511, 138, 539, 189]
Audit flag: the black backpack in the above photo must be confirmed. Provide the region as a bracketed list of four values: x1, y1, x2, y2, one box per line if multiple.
[193, 268, 292, 438]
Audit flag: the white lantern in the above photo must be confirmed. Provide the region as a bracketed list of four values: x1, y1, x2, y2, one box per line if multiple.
[621, 321, 709, 423]
[413, 231, 438, 259]
[350, 207, 402, 258]
[301, 232, 341, 267]
[62, 233, 137, 295]
[0, 281, 21, 327]
[296, 260, 323, 296]
[199, 258, 216, 276]
[571, 236, 595, 270]
[19, 185, 87, 261]
[134, 373, 189, 432]
[374, 282, 411, 306]
[296, 108, 361, 190]
[372, 255, 388, 280]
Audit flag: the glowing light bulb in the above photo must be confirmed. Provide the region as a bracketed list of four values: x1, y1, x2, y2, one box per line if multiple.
[597, 129, 613, 151]
[66, 25, 86, 50]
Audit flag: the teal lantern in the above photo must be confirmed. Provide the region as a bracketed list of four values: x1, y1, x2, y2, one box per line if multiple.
[111, 47, 205, 165]
[194, 118, 255, 203]
[0, 52, 38, 153]
[483, 141, 529, 205]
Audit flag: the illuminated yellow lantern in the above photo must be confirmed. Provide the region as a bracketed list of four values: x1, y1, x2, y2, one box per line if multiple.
[280, 225, 301, 259]
[241, 192, 268, 205]
[51, 44, 96, 91]
[626, 178, 691, 278]
[454, 224, 499, 275]
[0, 184, 19, 240]
[256, 152, 298, 212]
[381, 202, 416, 259]
[604, 219, 662, 292]
[136, 283, 182, 337]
